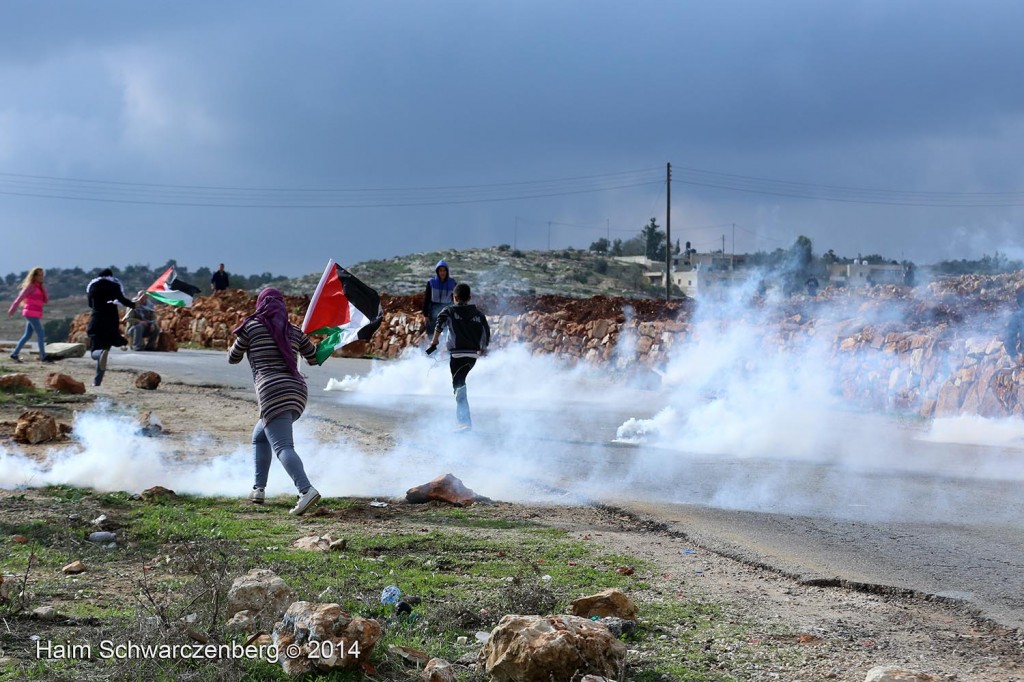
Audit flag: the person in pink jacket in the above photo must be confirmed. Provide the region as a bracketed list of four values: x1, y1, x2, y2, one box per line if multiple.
[7, 267, 51, 363]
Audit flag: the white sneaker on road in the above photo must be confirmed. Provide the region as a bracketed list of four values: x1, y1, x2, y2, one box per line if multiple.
[289, 487, 320, 516]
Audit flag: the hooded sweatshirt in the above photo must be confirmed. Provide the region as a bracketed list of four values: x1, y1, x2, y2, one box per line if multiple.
[422, 259, 457, 316]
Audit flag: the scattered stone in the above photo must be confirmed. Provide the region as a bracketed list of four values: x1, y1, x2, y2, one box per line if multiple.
[598, 617, 636, 638]
[14, 410, 60, 444]
[421, 657, 458, 682]
[87, 531, 117, 544]
[134, 371, 162, 390]
[569, 588, 638, 620]
[613, 566, 634, 576]
[62, 560, 86, 575]
[293, 534, 344, 552]
[140, 486, 177, 502]
[226, 569, 296, 626]
[137, 411, 163, 437]
[44, 372, 85, 395]
[43, 342, 86, 359]
[272, 601, 382, 676]
[581, 677, 614, 682]
[406, 473, 479, 506]
[864, 667, 942, 682]
[0, 373, 34, 390]
[91, 514, 109, 528]
[225, 610, 256, 632]
[390, 644, 430, 666]
[32, 606, 58, 621]
[11, 535, 28, 544]
[483, 614, 625, 682]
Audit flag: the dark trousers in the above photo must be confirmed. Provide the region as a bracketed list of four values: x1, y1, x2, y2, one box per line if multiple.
[450, 356, 477, 426]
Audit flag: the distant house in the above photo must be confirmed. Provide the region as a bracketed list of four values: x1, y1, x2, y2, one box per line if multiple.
[614, 250, 749, 298]
[829, 261, 904, 287]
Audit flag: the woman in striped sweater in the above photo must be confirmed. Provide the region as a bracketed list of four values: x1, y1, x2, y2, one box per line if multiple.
[228, 288, 322, 516]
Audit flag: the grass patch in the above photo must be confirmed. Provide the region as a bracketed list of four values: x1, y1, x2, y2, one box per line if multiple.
[0, 488, 764, 681]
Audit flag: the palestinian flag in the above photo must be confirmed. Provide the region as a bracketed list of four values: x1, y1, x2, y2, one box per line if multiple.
[146, 266, 200, 307]
[302, 260, 384, 364]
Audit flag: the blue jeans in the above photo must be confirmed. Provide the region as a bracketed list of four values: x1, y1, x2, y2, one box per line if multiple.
[12, 317, 45, 359]
[450, 357, 477, 427]
[252, 412, 312, 493]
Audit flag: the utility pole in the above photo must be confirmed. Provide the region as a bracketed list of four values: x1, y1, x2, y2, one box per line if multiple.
[514, 216, 518, 250]
[547, 222, 551, 250]
[722, 234, 726, 253]
[665, 162, 672, 301]
[731, 223, 736, 270]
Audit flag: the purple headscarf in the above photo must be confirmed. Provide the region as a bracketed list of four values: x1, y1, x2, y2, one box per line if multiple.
[233, 288, 300, 378]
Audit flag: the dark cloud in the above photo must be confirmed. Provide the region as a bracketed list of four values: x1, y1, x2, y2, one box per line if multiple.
[2, 1, 1024, 277]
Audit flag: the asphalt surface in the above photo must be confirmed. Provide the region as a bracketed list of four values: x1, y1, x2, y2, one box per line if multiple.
[44, 348, 1024, 631]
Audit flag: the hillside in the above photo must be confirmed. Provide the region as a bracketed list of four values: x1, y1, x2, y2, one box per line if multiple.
[278, 247, 666, 298]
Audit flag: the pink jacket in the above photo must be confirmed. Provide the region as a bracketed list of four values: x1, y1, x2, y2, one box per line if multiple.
[8, 282, 48, 319]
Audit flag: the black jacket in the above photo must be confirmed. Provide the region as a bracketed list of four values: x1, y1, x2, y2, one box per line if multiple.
[86, 277, 135, 349]
[435, 303, 490, 358]
[211, 270, 230, 291]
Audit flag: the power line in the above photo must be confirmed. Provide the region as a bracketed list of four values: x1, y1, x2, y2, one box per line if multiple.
[0, 178, 663, 209]
[671, 166, 1024, 207]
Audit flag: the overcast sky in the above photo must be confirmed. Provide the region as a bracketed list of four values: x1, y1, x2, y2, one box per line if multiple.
[3, 0, 1024, 279]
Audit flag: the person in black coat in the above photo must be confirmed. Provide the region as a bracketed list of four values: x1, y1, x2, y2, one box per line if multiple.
[86, 269, 135, 386]
[211, 263, 230, 292]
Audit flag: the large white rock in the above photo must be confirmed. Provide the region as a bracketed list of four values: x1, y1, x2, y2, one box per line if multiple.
[226, 569, 296, 626]
[272, 601, 382, 676]
[865, 666, 942, 682]
[483, 614, 625, 682]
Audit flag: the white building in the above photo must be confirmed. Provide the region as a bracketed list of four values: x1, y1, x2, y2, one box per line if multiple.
[829, 261, 904, 287]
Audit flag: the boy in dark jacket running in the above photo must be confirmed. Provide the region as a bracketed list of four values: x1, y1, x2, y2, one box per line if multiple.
[426, 283, 490, 431]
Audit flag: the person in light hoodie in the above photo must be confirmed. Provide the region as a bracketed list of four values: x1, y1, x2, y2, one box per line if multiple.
[7, 266, 52, 363]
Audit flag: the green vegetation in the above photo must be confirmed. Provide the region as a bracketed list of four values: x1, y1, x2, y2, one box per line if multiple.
[0, 261, 288, 300]
[0, 487, 767, 681]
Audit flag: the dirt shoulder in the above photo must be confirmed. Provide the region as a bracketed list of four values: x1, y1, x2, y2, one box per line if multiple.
[1, 357, 1022, 681]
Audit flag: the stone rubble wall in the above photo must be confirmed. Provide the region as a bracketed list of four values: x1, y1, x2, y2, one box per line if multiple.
[66, 274, 1024, 418]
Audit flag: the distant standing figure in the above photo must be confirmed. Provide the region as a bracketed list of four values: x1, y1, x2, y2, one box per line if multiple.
[805, 276, 820, 297]
[425, 283, 490, 432]
[211, 263, 230, 292]
[86, 269, 135, 386]
[228, 288, 322, 516]
[422, 259, 456, 336]
[124, 291, 161, 351]
[1005, 288, 1024, 364]
[7, 267, 50, 363]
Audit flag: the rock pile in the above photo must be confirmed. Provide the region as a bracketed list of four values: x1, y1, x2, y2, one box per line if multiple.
[62, 273, 1024, 418]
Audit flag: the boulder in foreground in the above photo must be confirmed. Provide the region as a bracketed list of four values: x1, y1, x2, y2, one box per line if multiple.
[406, 473, 479, 507]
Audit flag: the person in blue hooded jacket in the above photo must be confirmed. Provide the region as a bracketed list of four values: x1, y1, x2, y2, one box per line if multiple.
[422, 259, 456, 336]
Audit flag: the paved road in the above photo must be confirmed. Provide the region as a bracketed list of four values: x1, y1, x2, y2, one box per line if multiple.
[56, 348, 1024, 630]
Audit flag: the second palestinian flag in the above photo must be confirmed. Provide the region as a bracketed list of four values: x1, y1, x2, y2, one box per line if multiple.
[302, 260, 384, 364]
[147, 266, 200, 307]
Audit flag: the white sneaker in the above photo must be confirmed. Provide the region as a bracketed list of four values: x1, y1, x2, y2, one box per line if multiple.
[248, 487, 265, 505]
[289, 487, 320, 516]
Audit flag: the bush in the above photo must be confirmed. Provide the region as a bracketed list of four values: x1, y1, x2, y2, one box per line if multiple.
[44, 317, 72, 343]
[497, 244, 511, 252]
